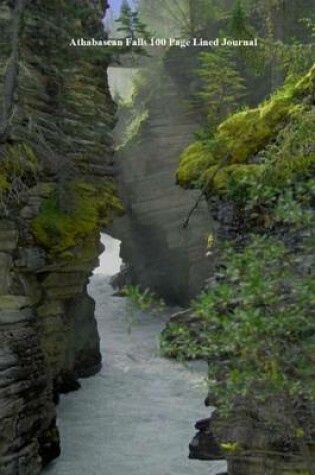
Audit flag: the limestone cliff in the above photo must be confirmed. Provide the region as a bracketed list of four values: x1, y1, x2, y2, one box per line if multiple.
[110, 54, 213, 305]
[0, 1, 122, 473]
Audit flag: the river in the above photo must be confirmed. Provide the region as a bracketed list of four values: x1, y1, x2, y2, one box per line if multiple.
[44, 234, 226, 475]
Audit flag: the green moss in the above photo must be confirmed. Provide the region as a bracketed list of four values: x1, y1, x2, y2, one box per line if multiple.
[202, 163, 264, 191]
[0, 295, 29, 310]
[294, 63, 315, 96]
[30, 178, 124, 256]
[0, 143, 38, 195]
[0, 175, 9, 191]
[216, 99, 298, 164]
[31, 182, 98, 254]
[176, 142, 217, 186]
[0, 143, 38, 175]
[97, 178, 125, 227]
[117, 109, 149, 150]
[262, 108, 315, 186]
[177, 63, 315, 194]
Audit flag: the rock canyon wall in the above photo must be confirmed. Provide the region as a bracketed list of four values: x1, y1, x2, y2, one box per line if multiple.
[0, 1, 122, 473]
[110, 53, 214, 305]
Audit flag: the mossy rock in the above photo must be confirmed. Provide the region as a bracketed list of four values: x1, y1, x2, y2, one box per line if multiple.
[29, 183, 54, 197]
[31, 181, 98, 255]
[0, 143, 38, 176]
[294, 63, 315, 97]
[97, 178, 124, 227]
[201, 163, 264, 191]
[176, 142, 216, 186]
[0, 295, 29, 311]
[216, 98, 300, 165]
[30, 179, 123, 257]
[177, 63, 315, 194]
[0, 143, 39, 198]
[0, 175, 9, 191]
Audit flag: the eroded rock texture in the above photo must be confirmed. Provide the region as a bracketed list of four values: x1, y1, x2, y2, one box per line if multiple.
[191, 401, 315, 475]
[0, 1, 120, 473]
[0, 209, 107, 474]
[111, 53, 214, 305]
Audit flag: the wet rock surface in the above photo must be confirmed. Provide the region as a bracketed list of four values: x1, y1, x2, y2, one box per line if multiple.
[0, 218, 103, 473]
[110, 60, 214, 306]
[189, 418, 225, 461]
[0, 1, 118, 470]
[0, 301, 57, 475]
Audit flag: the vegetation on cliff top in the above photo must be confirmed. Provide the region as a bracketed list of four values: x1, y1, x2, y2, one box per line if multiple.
[167, 19, 315, 467]
[177, 64, 315, 194]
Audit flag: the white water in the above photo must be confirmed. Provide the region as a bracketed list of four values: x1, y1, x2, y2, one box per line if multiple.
[94, 234, 122, 276]
[44, 233, 226, 475]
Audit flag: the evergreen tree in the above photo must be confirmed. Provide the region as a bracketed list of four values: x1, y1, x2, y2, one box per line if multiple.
[116, 0, 150, 40]
[116, 0, 133, 37]
[229, 1, 252, 38]
[196, 51, 246, 128]
[137, 0, 222, 37]
[245, 0, 314, 86]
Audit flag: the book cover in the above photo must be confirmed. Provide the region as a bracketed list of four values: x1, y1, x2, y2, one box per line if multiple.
[0, 1, 314, 475]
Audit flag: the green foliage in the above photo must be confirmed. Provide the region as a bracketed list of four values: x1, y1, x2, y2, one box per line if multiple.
[0, 143, 39, 214]
[0, 1, 125, 252]
[177, 64, 315, 193]
[195, 51, 247, 127]
[226, 176, 315, 232]
[224, 107, 315, 202]
[275, 41, 315, 78]
[228, 1, 251, 37]
[116, 0, 150, 40]
[301, 17, 315, 39]
[160, 233, 315, 421]
[242, 0, 315, 75]
[272, 189, 313, 226]
[160, 321, 207, 361]
[116, 0, 134, 37]
[262, 108, 315, 186]
[122, 284, 165, 313]
[122, 284, 165, 332]
[138, 0, 223, 37]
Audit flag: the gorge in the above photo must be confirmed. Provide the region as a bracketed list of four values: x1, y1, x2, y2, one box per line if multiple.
[0, 1, 218, 473]
[43, 233, 225, 475]
[1, 1, 315, 475]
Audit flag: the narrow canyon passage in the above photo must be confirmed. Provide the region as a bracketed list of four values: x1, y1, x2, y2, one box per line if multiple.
[43, 234, 226, 475]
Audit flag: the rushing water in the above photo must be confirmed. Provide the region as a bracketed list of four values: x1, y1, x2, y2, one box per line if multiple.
[44, 234, 226, 475]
